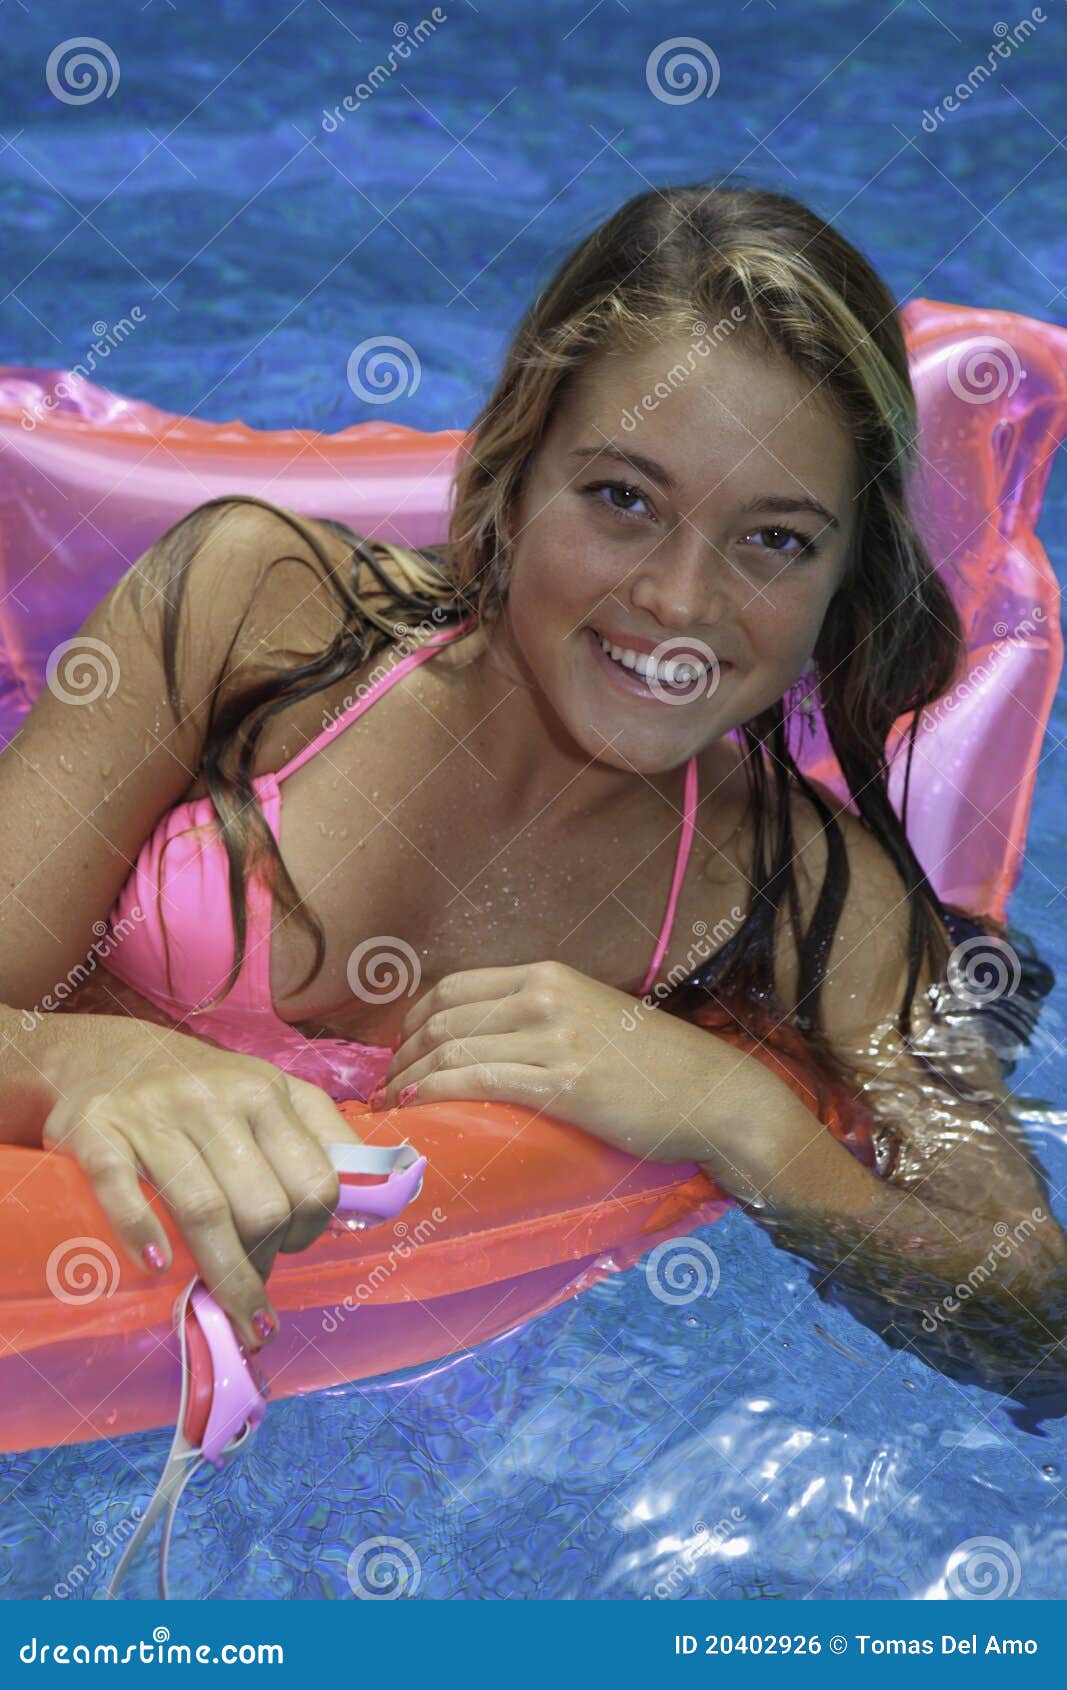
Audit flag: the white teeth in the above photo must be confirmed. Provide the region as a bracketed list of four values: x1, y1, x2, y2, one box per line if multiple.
[597, 632, 707, 687]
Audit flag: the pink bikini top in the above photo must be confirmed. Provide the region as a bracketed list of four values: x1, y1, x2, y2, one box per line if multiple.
[101, 615, 701, 1102]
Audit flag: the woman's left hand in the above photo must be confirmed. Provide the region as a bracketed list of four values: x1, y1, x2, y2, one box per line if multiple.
[371, 960, 717, 1164]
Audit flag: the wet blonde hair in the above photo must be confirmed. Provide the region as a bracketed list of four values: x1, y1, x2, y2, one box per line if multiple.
[154, 180, 968, 1057]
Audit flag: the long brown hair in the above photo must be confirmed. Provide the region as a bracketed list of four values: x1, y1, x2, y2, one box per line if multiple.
[151, 180, 986, 1088]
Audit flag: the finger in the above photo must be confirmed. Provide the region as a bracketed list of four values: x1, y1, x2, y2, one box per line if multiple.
[383, 1033, 549, 1107]
[191, 1118, 295, 1287]
[47, 1115, 173, 1276]
[396, 966, 529, 1046]
[383, 1061, 561, 1112]
[388, 992, 533, 1078]
[248, 1093, 342, 1256]
[132, 1131, 279, 1352]
[283, 1075, 365, 1149]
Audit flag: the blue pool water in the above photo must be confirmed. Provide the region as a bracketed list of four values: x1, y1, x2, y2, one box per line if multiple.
[2, 0, 1067, 1599]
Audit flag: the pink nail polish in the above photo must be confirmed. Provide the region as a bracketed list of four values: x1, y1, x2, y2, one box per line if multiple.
[367, 1084, 387, 1112]
[399, 1083, 418, 1107]
[141, 1243, 166, 1272]
[252, 1308, 277, 1343]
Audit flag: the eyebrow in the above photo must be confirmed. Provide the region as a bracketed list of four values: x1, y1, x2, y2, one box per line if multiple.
[569, 444, 841, 531]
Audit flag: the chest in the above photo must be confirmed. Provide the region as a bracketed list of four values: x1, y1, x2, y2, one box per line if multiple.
[264, 732, 750, 1048]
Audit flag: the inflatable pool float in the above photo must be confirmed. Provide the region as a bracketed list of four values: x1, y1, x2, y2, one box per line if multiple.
[0, 298, 1064, 1469]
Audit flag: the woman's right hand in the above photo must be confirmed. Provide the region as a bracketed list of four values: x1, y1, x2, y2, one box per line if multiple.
[40, 1021, 361, 1352]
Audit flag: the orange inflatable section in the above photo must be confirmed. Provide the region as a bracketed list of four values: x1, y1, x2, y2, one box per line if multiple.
[0, 1023, 874, 1453]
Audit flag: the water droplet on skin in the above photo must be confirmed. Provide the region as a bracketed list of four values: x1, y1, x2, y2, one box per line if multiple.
[57, 754, 74, 774]
[100, 763, 113, 779]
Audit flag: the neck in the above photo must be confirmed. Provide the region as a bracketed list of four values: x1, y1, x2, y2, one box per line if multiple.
[451, 609, 678, 833]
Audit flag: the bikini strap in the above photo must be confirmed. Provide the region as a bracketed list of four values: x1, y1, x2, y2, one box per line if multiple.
[274, 614, 477, 785]
[638, 755, 700, 999]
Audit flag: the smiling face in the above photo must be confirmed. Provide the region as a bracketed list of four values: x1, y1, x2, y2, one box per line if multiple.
[495, 328, 858, 774]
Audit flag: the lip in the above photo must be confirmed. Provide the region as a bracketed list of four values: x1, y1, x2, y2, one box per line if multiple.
[588, 624, 732, 667]
[583, 625, 729, 702]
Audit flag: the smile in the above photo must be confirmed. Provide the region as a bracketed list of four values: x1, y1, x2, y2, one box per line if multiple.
[583, 626, 729, 701]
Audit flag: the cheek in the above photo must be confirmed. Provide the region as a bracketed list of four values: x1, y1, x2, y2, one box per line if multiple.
[507, 501, 614, 623]
[744, 578, 836, 669]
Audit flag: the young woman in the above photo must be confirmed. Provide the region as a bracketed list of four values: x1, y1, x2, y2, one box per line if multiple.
[1, 182, 1064, 1408]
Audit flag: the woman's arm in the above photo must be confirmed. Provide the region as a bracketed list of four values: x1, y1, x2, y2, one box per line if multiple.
[688, 805, 1067, 1409]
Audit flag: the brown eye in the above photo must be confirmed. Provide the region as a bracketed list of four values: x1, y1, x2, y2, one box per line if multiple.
[584, 480, 653, 521]
[741, 525, 818, 559]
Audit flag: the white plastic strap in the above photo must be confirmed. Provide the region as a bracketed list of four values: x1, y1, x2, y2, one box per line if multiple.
[104, 1279, 256, 1601]
[327, 1141, 419, 1176]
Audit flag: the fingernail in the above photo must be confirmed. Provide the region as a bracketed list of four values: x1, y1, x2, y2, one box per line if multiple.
[399, 1084, 418, 1107]
[141, 1243, 166, 1272]
[252, 1308, 277, 1343]
[367, 1084, 387, 1112]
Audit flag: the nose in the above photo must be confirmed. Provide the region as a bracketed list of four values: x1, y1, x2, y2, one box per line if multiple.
[628, 528, 731, 635]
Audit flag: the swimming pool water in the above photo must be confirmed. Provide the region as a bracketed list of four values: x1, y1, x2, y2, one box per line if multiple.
[2, 0, 1067, 1600]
